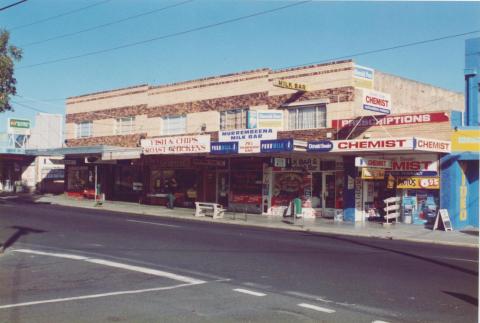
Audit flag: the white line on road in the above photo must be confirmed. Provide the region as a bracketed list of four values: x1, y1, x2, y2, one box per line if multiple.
[298, 303, 336, 314]
[233, 288, 266, 297]
[372, 320, 390, 323]
[13, 249, 205, 284]
[126, 219, 180, 228]
[432, 256, 478, 263]
[0, 283, 195, 310]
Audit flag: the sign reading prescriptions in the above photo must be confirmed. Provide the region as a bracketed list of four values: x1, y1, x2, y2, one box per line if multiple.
[362, 89, 392, 114]
[141, 135, 210, 155]
[332, 138, 414, 152]
[415, 138, 451, 153]
[332, 112, 449, 128]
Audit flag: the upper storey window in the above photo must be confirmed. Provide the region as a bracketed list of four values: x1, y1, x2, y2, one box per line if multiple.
[163, 115, 186, 135]
[288, 104, 326, 130]
[77, 121, 92, 138]
[220, 108, 248, 130]
[116, 117, 135, 135]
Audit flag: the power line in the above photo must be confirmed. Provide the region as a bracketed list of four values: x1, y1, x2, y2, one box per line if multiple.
[279, 30, 480, 70]
[10, 0, 112, 31]
[0, 0, 27, 12]
[20, 0, 195, 48]
[17, 0, 312, 70]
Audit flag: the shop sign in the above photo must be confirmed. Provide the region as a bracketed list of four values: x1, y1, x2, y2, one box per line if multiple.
[396, 177, 440, 189]
[451, 130, 480, 152]
[132, 182, 143, 191]
[332, 112, 449, 129]
[353, 65, 374, 89]
[247, 110, 284, 129]
[273, 79, 308, 92]
[355, 157, 392, 168]
[362, 89, 391, 114]
[273, 157, 287, 168]
[7, 118, 31, 135]
[332, 138, 414, 152]
[192, 158, 226, 167]
[102, 149, 141, 160]
[415, 138, 451, 153]
[387, 154, 438, 173]
[238, 140, 261, 154]
[219, 128, 277, 141]
[291, 157, 320, 171]
[260, 139, 293, 153]
[141, 135, 210, 155]
[210, 142, 238, 154]
[361, 168, 385, 180]
[307, 140, 334, 152]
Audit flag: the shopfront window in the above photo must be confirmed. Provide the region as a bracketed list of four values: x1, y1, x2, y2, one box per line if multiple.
[220, 108, 248, 130]
[288, 105, 326, 130]
[149, 167, 198, 207]
[229, 158, 263, 206]
[272, 172, 307, 206]
[67, 166, 93, 191]
[114, 165, 143, 194]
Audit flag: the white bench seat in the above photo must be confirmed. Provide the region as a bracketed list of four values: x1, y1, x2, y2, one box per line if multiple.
[195, 202, 226, 219]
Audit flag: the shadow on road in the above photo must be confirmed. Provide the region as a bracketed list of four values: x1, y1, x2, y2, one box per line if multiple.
[443, 291, 478, 306]
[0, 225, 46, 252]
[303, 232, 478, 276]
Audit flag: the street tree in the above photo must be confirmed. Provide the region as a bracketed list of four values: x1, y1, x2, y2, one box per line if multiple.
[0, 29, 22, 112]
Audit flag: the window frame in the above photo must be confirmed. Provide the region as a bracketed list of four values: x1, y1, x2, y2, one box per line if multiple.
[287, 104, 327, 130]
[77, 121, 92, 138]
[220, 108, 249, 131]
[116, 116, 136, 135]
[162, 115, 187, 135]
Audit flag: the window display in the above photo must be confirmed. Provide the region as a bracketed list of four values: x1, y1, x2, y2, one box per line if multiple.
[149, 167, 198, 207]
[67, 166, 92, 191]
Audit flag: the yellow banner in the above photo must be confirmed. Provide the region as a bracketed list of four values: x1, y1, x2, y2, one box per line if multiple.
[361, 168, 385, 180]
[451, 130, 480, 152]
[396, 177, 440, 189]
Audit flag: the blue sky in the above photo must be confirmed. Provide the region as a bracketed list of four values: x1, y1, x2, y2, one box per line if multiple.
[1, 0, 479, 132]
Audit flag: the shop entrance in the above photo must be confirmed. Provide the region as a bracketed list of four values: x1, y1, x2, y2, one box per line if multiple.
[217, 171, 229, 207]
[312, 172, 336, 217]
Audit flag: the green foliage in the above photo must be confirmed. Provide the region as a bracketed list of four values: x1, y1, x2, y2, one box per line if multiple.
[0, 29, 22, 112]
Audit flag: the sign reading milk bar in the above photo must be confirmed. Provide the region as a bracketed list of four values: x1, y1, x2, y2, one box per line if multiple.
[219, 128, 277, 141]
[141, 135, 211, 155]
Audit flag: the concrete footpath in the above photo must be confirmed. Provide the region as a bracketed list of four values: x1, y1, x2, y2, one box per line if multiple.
[3, 193, 479, 248]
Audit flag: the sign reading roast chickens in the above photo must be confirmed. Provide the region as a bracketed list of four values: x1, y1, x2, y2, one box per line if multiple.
[141, 135, 211, 155]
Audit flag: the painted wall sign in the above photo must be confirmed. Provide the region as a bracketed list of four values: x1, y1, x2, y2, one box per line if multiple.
[332, 112, 449, 128]
[353, 65, 374, 89]
[387, 154, 439, 173]
[361, 168, 385, 180]
[362, 89, 392, 114]
[260, 139, 293, 153]
[219, 128, 277, 141]
[307, 140, 334, 152]
[451, 129, 480, 152]
[247, 110, 284, 129]
[355, 157, 392, 168]
[396, 177, 440, 189]
[273, 79, 308, 92]
[210, 141, 238, 154]
[415, 138, 451, 153]
[332, 138, 414, 152]
[141, 135, 210, 155]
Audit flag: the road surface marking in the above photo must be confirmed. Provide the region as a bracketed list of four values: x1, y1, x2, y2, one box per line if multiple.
[285, 291, 333, 303]
[0, 283, 195, 310]
[13, 249, 205, 284]
[233, 288, 266, 297]
[298, 303, 336, 313]
[372, 321, 390, 323]
[127, 219, 180, 228]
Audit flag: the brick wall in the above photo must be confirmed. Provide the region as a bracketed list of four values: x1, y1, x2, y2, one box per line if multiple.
[66, 133, 147, 148]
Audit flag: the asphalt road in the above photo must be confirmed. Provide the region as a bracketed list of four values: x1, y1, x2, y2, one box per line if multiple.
[0, 198, 478, 323]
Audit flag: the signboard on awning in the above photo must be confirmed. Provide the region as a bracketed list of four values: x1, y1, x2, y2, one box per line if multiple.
[355, 157, 392, 168]
[102, 149, 141, 160]
[260, 139, 293, 153]
[332, 138, 414, 152]
[396, 177, 440, 189]
[141, 135, 211, 155]
[415, 138, 451, 153]
[210, 142, 238, 155]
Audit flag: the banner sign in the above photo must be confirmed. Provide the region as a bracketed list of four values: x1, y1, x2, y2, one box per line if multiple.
[307, 140, 334, 152]
[332, 112, 449, 128]
[332, 138, 414, 152]
[141, 135, 210, 155]
[247, 110, 283, 129]
[353, 65, 374, 89]
[355, 157, 392, 168]
[362, 89, 391, 114]
[396, 177, 440, 189]
[219, 128, 277, 141]
[273, 79, 307, 92]
[210, 142, 238, 154]
[260, 139, 293, 153]
[415, 138, 451, 153]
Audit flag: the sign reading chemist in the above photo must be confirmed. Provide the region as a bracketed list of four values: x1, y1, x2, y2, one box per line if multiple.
[362, 89, 392, 114]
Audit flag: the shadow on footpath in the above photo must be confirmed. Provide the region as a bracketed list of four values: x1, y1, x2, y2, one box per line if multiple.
[0, 225, 46, 252]
[443, 291, 478, 306]
[302, 232, 479, 277]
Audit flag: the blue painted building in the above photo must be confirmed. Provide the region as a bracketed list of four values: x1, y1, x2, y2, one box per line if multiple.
[441, 37, 480, 229]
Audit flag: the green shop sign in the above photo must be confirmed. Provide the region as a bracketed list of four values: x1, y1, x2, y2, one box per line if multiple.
[9, 119, 30, 129]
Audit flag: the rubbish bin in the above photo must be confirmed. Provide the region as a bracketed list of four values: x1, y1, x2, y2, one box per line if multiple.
[294, 198, 302, 217]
